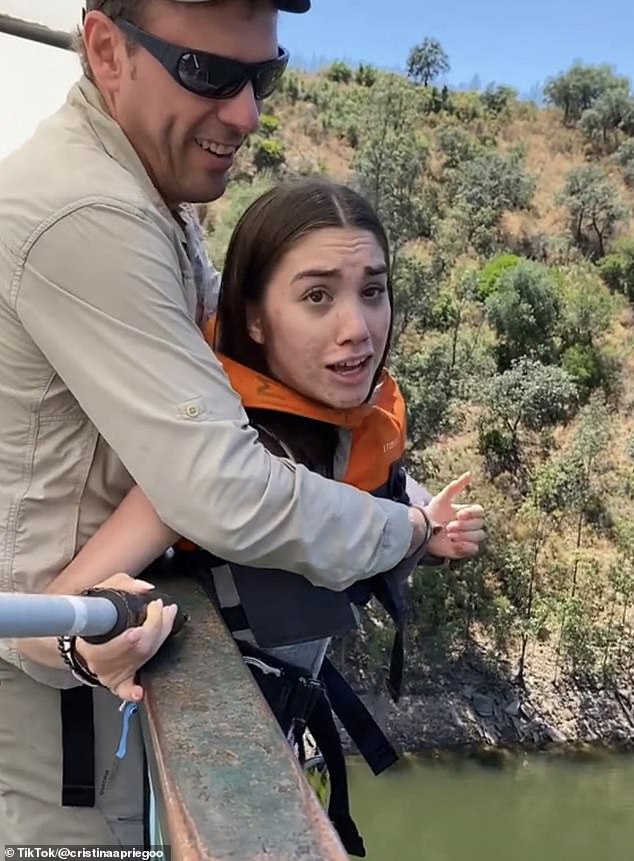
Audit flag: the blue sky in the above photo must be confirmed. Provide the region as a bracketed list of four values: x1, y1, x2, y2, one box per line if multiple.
[279, 0, 634, 99]
[2, 0, 634, 158]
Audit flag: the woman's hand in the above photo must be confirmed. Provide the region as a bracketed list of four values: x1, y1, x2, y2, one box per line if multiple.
[74, 572, 179, 703]
[422, 472, 486, 560]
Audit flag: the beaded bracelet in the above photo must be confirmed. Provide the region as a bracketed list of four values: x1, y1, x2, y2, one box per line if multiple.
[57, 635, 103, 688]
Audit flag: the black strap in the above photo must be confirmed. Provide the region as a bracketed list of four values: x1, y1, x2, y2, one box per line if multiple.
[320, 658, 399, 776]
[60, 686, 95, 807]
[306, 695, 366, 857]
[387, 626, 405, 703]
[235, 641, 367, 856]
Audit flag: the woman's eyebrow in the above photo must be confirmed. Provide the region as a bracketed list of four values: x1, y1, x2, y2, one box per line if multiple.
[292, 263, 387, 283]
[291, 267, 338, 283]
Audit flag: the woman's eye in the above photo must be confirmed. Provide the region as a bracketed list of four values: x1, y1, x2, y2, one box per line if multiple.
[305, 289, 330, 304]
[363, 284, 387, 299]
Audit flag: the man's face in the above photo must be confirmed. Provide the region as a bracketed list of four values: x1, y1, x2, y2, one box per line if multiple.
[95, 0, 279, 206]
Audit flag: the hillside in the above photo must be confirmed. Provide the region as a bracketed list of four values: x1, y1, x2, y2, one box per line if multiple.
[203, 61, 634, 747]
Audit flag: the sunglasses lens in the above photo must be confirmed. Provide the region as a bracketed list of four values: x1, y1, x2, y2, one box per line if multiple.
[177, 51, 287, 100]
[254, 62, 287, 99]
[177, 53, 243, 98]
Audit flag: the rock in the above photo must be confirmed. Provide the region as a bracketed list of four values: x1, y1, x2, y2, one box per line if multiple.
[473, 693, 494, 717]
[545, 725, 567, 744]
[504, 697, 521, 717]
[520, 702, 535, 721]
[461, 685, 474, 700]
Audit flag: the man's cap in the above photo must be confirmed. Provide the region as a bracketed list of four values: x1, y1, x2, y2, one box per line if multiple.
[179, 0, 311, 8]
[86, 0, 310, 11]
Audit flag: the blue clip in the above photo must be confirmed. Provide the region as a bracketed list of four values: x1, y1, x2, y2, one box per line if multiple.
[115, 701, 138, 760]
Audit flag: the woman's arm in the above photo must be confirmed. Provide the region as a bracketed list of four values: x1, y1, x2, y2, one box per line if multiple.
[15, 486, 178, 668]
[47, 485, 179, 596]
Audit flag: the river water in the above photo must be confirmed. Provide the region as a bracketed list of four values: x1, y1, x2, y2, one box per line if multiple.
[346, 749, 634, 861]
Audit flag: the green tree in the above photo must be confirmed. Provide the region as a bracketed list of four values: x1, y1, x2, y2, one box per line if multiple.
[598, 238, 634, 300]
[557, 164, 628, 258]
[446, 149, 535, 255]
[477, 254, 522, 300]
[258, 113, 280, 137]
[481, 83, 518, 116]
[325, 60, 353, 83]
[578, 90, 634, 153]
[406, 37, 450, 87]
[544, 62, 630, 125]
[391, 340, 456, 453]
[478, 358, 577, 476]
[353, 78, 436, 263]
[556, 266, 615, 348]
[355, 63, 378, 87]
[613, 138, 634, 187]
[252, 137, 285, 172]
[390, 254, 439, 343]
[485, 261, 561, 367]
[434, 125, 482, 172]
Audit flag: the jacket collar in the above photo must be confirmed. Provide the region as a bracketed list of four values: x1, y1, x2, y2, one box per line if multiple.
[68, 75, 189, 244]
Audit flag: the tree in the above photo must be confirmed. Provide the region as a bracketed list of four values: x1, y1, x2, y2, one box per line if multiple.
[598, 238, 634, 300]
[390, 254, 439, 343]
[485, 261, 561, 366]
[481, 83, 518, 116]
[544, 62, 630, 125]
[478, 358, 577, 477]
[325, 60, 353, 84]
[578, 90, 634, 153]
[614, 138, 634, 187]
[406, 37, 450, 87]
[355, 63, 378, 87]
[353, 78, 437, 264]
[557, 165, 628, 258]
[391, 340, 455, 454]
[556, 266, 615, 348]
[445, 149, 535, 255]
[434, 125, 482, 172]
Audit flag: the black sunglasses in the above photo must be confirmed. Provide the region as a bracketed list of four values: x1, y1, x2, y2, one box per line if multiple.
[114, 18, 289, 101]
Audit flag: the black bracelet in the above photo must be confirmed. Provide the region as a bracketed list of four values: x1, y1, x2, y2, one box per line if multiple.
[57, 635, 103, 687]
[417, 506, 442, 548]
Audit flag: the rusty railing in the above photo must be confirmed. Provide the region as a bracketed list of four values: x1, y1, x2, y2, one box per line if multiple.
[140, 570, 350, 861]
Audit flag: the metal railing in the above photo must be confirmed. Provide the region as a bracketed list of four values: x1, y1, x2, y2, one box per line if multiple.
[139, 569, 350, 861]
[0, 13, 74, 51]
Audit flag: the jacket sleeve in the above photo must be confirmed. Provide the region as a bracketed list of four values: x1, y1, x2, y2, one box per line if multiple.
[13, 202, 413, 591]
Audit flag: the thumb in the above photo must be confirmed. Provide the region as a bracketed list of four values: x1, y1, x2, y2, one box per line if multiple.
[435, 471, 471, 504]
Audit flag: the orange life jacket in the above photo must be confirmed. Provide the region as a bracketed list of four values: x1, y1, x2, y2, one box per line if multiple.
[176, 320, 408, 552]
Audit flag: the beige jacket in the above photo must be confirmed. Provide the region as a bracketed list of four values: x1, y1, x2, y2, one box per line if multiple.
[0, 76, 412, 686]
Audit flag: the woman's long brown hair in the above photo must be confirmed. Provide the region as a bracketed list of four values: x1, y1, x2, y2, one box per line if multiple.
[215, 176, 394, 398]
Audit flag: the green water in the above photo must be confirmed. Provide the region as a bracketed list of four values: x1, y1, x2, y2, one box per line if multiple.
[346, 750, 634, 861]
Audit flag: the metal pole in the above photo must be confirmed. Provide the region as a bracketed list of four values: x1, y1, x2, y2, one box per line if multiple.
[0, 13, 74, 52]
[0, 593, 118, 638]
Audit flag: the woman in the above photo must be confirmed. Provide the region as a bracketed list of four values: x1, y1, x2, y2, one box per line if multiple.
[21, 177, 485, 852]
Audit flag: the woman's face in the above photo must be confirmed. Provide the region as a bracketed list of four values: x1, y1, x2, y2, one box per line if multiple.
[247, 227, 391, 410]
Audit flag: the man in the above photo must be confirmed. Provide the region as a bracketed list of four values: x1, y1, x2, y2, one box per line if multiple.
[0, 0, 482, 845]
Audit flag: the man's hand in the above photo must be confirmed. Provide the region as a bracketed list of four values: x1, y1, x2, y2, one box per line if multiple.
[75, 572, 178, 703]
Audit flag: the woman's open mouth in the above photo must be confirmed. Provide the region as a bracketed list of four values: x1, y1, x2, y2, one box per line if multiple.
[326, 356, 372, 380]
